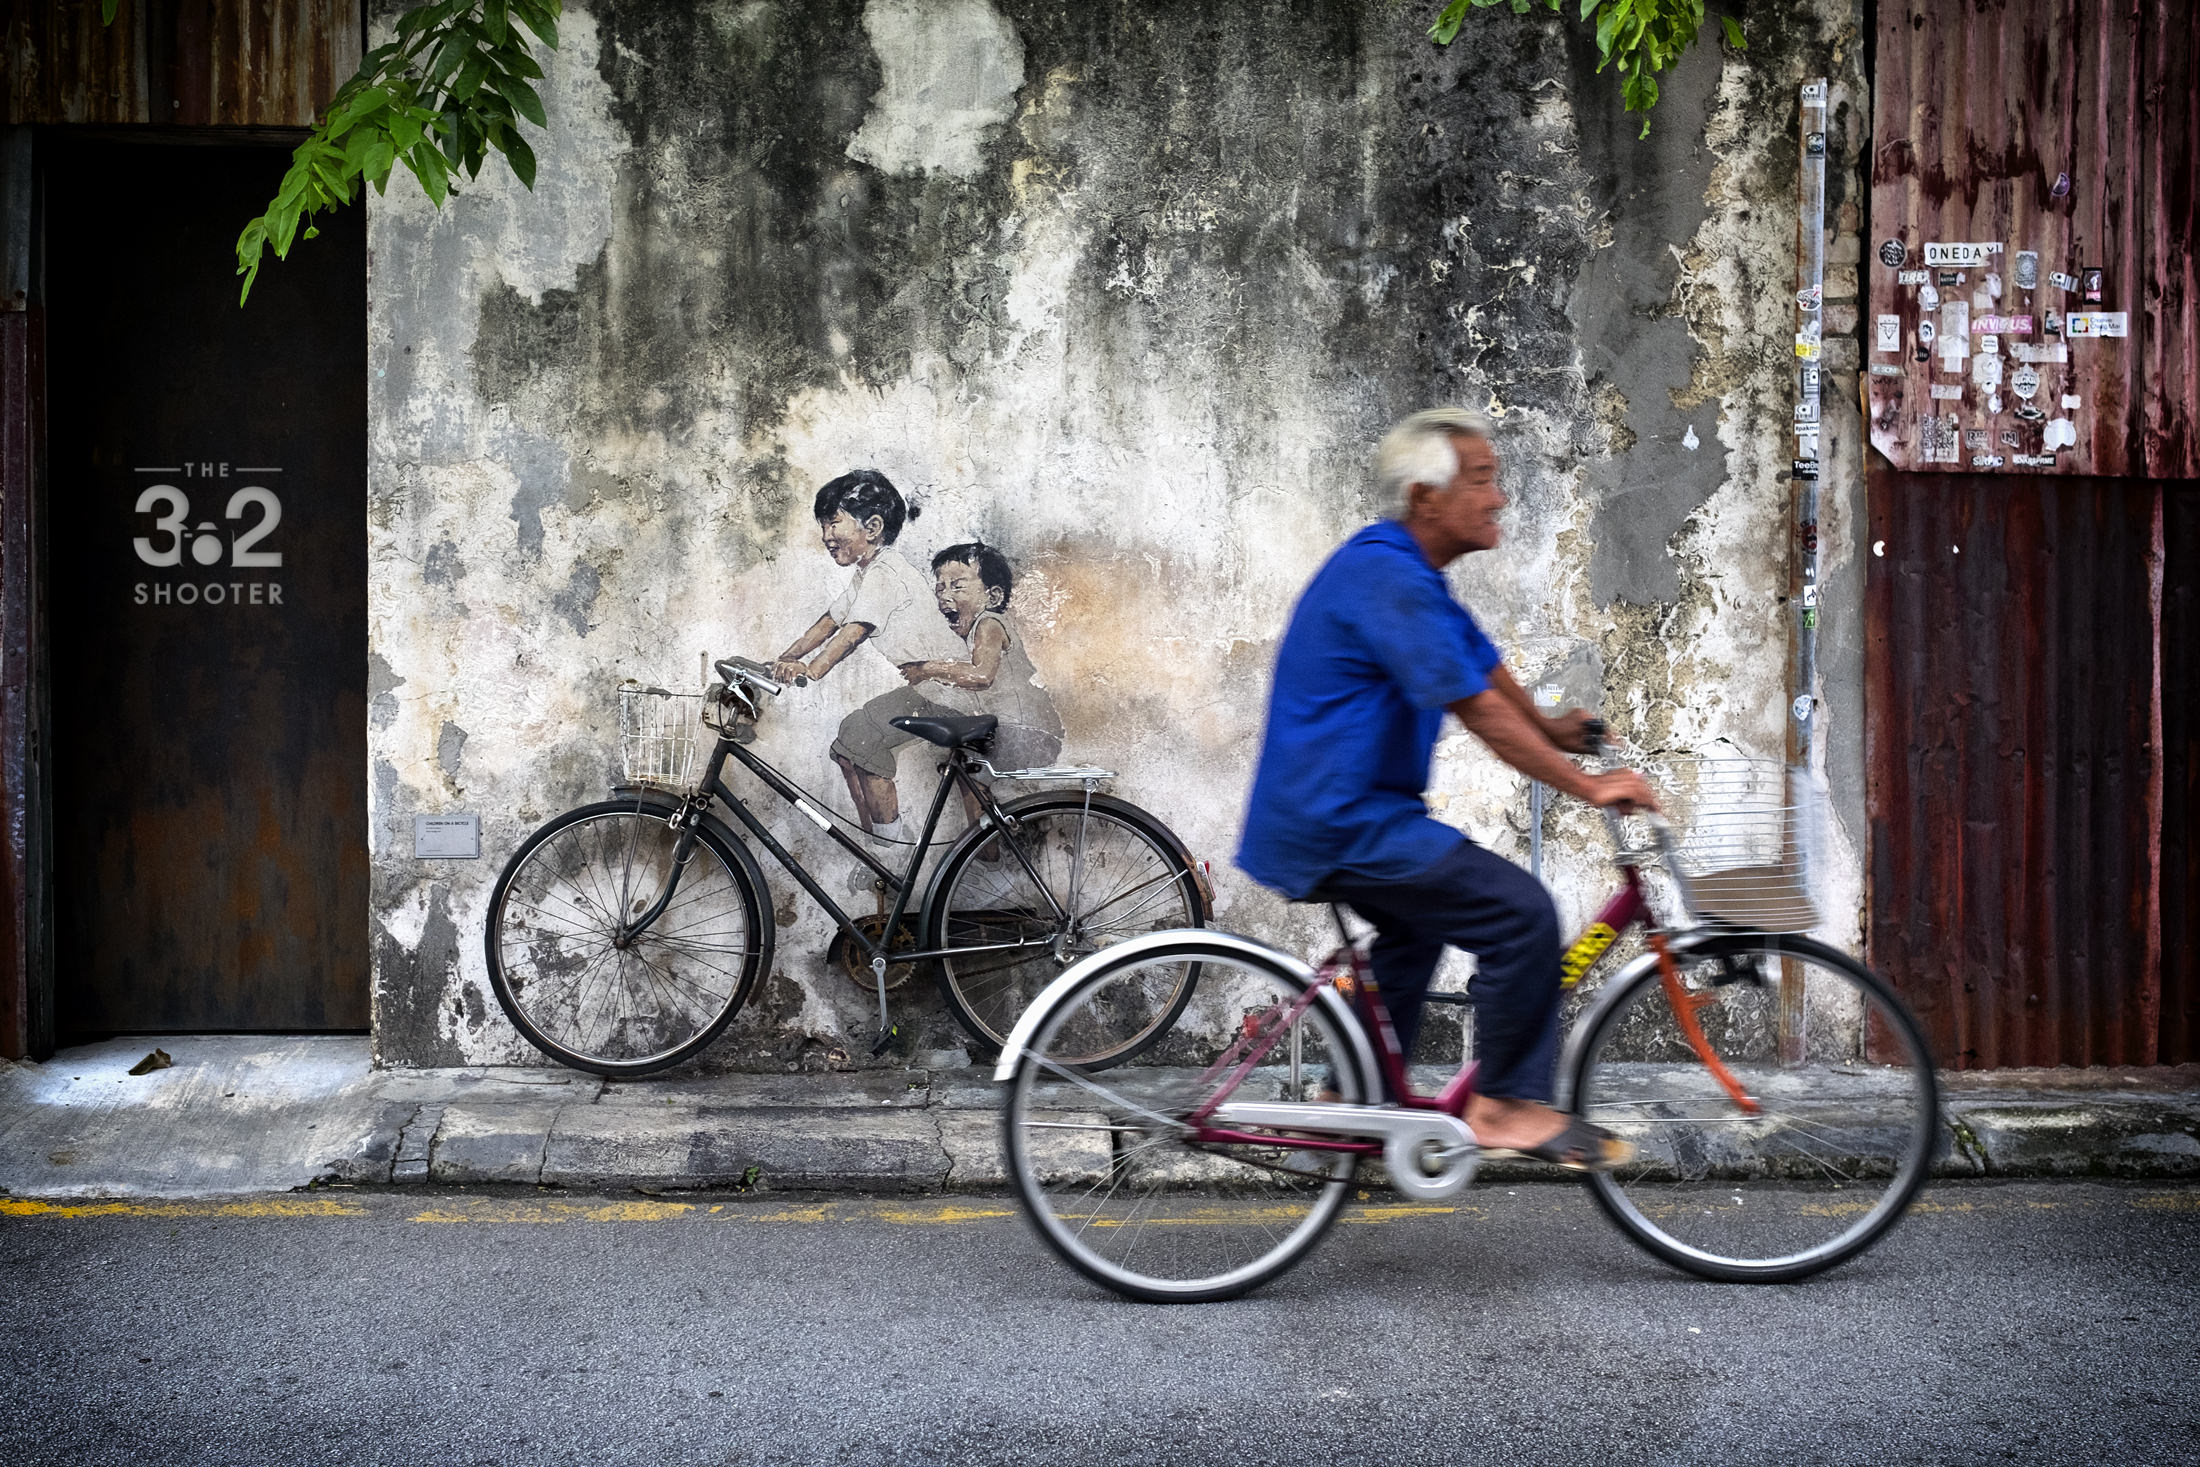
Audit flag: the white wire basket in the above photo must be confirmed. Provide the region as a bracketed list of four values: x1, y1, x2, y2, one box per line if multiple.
[618, 683, 705, 791]
[1617, 754, 1823, 934]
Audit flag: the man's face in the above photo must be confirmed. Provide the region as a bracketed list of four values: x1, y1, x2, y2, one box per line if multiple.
[819, 509, 884, 566]
[934, 559, 996, 636]
[1427, 433, 1506, 554]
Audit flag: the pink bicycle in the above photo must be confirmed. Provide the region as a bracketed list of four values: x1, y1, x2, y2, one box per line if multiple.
[996, 755, 1939, 1302]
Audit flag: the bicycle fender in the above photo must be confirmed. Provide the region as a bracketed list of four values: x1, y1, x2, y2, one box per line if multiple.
[989, 928, 1379, 1093]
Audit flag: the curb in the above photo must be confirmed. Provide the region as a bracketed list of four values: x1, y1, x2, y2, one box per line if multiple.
[4, 1039, 2198, 1199]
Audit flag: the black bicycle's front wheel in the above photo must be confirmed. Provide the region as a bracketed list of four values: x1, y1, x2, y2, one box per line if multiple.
[1567, 932, 1939, 1282]
[925, 792, 1207, 1068]
[485, 796, 773, 1077]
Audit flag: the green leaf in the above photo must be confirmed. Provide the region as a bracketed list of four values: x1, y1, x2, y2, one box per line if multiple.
[1580, 0, 1600, 21]
[491, 73, 547, 127]
[425, 29, 470, 87]
[1721, 14, 1745, 48]
[500, 130, 538, 189]
[1595, 0, 1631, 63]
[1429, 0, 1473, 44]
[512, 0, 559, 51]
[484, 0, 508, 45]
[453, 50, 492, 101]
[407, 141, 450, 206]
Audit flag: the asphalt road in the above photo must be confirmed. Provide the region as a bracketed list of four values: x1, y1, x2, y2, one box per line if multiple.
[3, 1182, 2195, 1467]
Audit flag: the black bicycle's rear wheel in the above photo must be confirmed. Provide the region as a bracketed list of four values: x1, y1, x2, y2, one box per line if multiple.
[925, 793, 1206, 1068]
[1567, 933, 1938, 1282]
[485, 796, 772, 1077]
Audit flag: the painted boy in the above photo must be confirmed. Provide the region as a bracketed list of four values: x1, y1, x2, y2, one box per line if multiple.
[900, 542, 1064, 773]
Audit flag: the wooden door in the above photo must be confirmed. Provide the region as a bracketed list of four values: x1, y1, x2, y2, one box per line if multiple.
[43, 138, 367, 1032]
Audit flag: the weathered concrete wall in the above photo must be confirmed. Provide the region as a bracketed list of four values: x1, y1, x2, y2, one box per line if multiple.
[366, 0, 1868, 1068]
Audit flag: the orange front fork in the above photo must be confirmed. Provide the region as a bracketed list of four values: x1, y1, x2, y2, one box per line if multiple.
[1649, 932, 1761, 1116]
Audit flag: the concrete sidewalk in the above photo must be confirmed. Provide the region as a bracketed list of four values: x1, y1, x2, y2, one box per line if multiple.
[2, 1036, 2196, 1199]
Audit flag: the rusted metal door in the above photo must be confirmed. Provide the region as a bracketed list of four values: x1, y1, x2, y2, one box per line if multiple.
[1864, 471, 2187, 1067]
[2164, 486, 2198, 1062]
[43, 138, 366, 1032]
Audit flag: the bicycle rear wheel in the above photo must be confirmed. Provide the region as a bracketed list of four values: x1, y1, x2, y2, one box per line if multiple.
[485, 797, 772, 1077]
[929, 793, 1206, 1068]
[1567, 932, 1938, 1282]
[1004, 939, 1369, 1303]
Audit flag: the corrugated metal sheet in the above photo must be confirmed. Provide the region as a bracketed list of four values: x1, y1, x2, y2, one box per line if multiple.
[1868, 1, 2198, 479]
[3, 0, 359, 127]
[1866, 469, 2171, 1068]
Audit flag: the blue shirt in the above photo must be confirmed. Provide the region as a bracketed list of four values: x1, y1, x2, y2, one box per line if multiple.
[1237, 519, 1502, 899]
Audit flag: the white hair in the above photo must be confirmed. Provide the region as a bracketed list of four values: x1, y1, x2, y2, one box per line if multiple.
[1376, 407, 1495, 513]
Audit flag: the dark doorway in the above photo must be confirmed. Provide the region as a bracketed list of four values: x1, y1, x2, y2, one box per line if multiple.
[1865, 470, 2192, 1067]
[42, 138, 367, 1033]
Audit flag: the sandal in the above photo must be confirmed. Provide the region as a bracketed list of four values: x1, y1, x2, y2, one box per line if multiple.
[1515, 1113, 1635, 1173]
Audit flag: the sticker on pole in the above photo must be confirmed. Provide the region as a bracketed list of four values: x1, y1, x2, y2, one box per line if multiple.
[1878, 239, 1908, 268]
[1924, 242, 2001, 267]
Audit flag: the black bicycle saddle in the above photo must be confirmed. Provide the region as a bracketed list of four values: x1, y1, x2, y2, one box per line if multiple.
[889, 714, 998, 749]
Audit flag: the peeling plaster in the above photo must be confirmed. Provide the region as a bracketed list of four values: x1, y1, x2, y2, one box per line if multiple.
[847, 0, 1026, 179]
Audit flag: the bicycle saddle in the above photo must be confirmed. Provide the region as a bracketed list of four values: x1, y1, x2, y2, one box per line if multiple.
[890, 714, 998, 749]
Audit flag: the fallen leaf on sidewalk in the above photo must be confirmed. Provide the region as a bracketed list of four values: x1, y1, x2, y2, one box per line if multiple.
[127, 1049, 173, 1076]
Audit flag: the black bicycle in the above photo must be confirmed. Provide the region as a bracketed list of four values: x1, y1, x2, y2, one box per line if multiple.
[484, 657, 1210, 1077]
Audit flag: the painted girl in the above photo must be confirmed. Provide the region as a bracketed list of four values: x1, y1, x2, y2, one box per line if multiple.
[770, 470, 966, 840]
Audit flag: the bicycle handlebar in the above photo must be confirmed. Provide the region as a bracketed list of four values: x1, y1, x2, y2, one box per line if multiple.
[714, 655, 807, 693]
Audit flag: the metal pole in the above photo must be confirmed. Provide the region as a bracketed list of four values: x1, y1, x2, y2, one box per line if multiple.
[1781, 77, 1829, 1066]
[1529, 780, 1545, 881]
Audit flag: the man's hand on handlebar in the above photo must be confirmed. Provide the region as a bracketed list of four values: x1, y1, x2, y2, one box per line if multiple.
[1545, 709, 1603, 755]
[768, 658, 809, 685]
[1584, 769, 1659, 815]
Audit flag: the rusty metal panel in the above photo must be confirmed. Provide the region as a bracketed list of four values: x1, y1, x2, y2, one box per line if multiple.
[3, 0, 360, 126]
[42, 137, 366, 1032]
[1868, 1, 2198, 479]
[2163, 486, 2198, 1063]
[1866, 469, 2161, 1068]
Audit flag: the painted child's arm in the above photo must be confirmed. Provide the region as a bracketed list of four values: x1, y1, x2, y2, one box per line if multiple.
[905, 621, 1006, 689]
[784, 620, 870, 683]
[772, 613, 838, 680]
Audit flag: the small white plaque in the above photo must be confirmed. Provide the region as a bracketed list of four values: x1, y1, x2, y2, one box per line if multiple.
[415, 814, 481, 859]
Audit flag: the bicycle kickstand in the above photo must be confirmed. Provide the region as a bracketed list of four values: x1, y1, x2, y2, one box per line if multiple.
[868, 955, 897, 1057]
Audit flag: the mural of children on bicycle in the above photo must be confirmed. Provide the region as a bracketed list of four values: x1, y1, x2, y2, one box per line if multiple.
[769, 470, 1063, 842]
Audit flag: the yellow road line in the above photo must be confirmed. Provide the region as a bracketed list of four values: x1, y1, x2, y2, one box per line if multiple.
[2, 1188, 2191, 1225]
[0, 1197, 368, 1219]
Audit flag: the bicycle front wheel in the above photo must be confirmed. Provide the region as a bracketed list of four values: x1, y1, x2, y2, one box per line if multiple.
[1567, 933, 1939, 1282]
[1005, 941, 1368, 1303]
[928, 793, 1206, 1068]
[485, 797, 772, 1077]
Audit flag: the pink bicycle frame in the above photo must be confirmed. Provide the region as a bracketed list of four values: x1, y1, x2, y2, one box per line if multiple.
[1183, 870, 1655, 1151]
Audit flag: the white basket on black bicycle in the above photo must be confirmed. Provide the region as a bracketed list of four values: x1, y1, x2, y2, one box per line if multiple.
[617, 682, 705, 792]
[1611, 752, 1822, 934]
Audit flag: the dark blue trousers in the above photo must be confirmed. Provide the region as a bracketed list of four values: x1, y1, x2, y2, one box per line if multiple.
[1319, 839, 1563, 1103]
